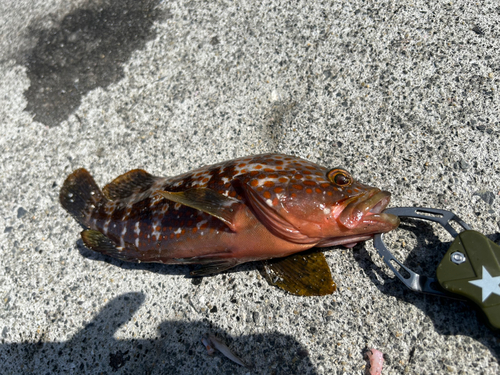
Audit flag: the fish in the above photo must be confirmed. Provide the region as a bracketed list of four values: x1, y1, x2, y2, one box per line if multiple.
[60, 153, 399, 295]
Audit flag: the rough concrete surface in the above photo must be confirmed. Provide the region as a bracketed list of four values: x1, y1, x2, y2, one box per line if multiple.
[0, 0, 499, 374]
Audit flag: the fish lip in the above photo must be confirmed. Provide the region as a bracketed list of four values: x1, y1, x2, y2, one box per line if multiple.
[316, 234, 374, 247]
[366, 193, 391, 214]
[339, 190, 399, 231]
[362, 211, 400, 230]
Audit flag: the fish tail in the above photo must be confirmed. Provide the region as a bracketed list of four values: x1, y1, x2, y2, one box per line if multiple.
[59, 168, 105, 227]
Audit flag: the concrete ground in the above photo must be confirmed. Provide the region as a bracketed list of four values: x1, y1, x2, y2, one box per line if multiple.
[0, 0, 499, 373]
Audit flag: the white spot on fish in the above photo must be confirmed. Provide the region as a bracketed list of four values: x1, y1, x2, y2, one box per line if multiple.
[173, 228, 182, 234]
[266, 199, 273, 207]
[221, 198, 237, 207]
[196, 220, 207, 230]
[134, 222, 141, 248]
[257, 177, 278, 187]
[323, 207, 331, 215]
[152, 220, 161, 241]
[120, 226, 127, 248]
[103, 218, 111, 235]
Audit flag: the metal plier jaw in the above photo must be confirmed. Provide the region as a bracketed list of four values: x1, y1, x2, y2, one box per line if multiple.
[374, 207, 500, 330]
[373, 207, 470, 297]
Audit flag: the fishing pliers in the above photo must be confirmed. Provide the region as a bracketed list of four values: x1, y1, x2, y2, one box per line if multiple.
[373, 207, 500, 330]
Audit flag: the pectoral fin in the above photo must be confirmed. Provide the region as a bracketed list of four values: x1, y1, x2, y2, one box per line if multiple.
[259, 251, 336, 296]
[157, 188, 241, 231]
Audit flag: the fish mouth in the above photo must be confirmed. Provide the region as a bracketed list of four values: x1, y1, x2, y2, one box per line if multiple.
[338, 190, 400, 232]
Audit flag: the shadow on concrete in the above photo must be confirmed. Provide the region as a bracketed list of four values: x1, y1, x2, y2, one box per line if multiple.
[0, 292, 318, 374]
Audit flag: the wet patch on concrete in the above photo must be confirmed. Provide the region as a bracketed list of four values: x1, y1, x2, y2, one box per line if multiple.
[21, 0, 165, 126]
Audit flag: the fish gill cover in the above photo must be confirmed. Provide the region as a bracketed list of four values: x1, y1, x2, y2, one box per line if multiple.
[21, 0, 166, 127]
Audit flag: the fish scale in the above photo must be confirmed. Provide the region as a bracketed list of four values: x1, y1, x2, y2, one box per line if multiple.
[60, 153, 399, 289]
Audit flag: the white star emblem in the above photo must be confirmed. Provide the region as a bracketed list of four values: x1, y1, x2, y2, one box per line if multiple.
[468, 266, 500, 302]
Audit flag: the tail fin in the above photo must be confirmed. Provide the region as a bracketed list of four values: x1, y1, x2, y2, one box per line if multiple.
[59, 168, 104, 227]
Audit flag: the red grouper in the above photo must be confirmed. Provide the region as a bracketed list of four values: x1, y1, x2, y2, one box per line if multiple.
[60, 153, 399, 295]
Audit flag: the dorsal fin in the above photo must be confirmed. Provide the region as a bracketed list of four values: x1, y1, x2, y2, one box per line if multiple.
[103, 169, 157, 200]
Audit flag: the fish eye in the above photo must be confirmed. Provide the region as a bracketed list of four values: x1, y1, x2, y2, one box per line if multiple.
[327, 169, 352, 186]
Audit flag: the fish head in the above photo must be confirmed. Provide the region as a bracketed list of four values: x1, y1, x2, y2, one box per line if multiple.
[283, 167, 399, 246]
[239, 157, 399, 246]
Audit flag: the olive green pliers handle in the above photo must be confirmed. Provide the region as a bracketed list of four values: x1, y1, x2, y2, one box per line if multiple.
[374, 207, 500, 330]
